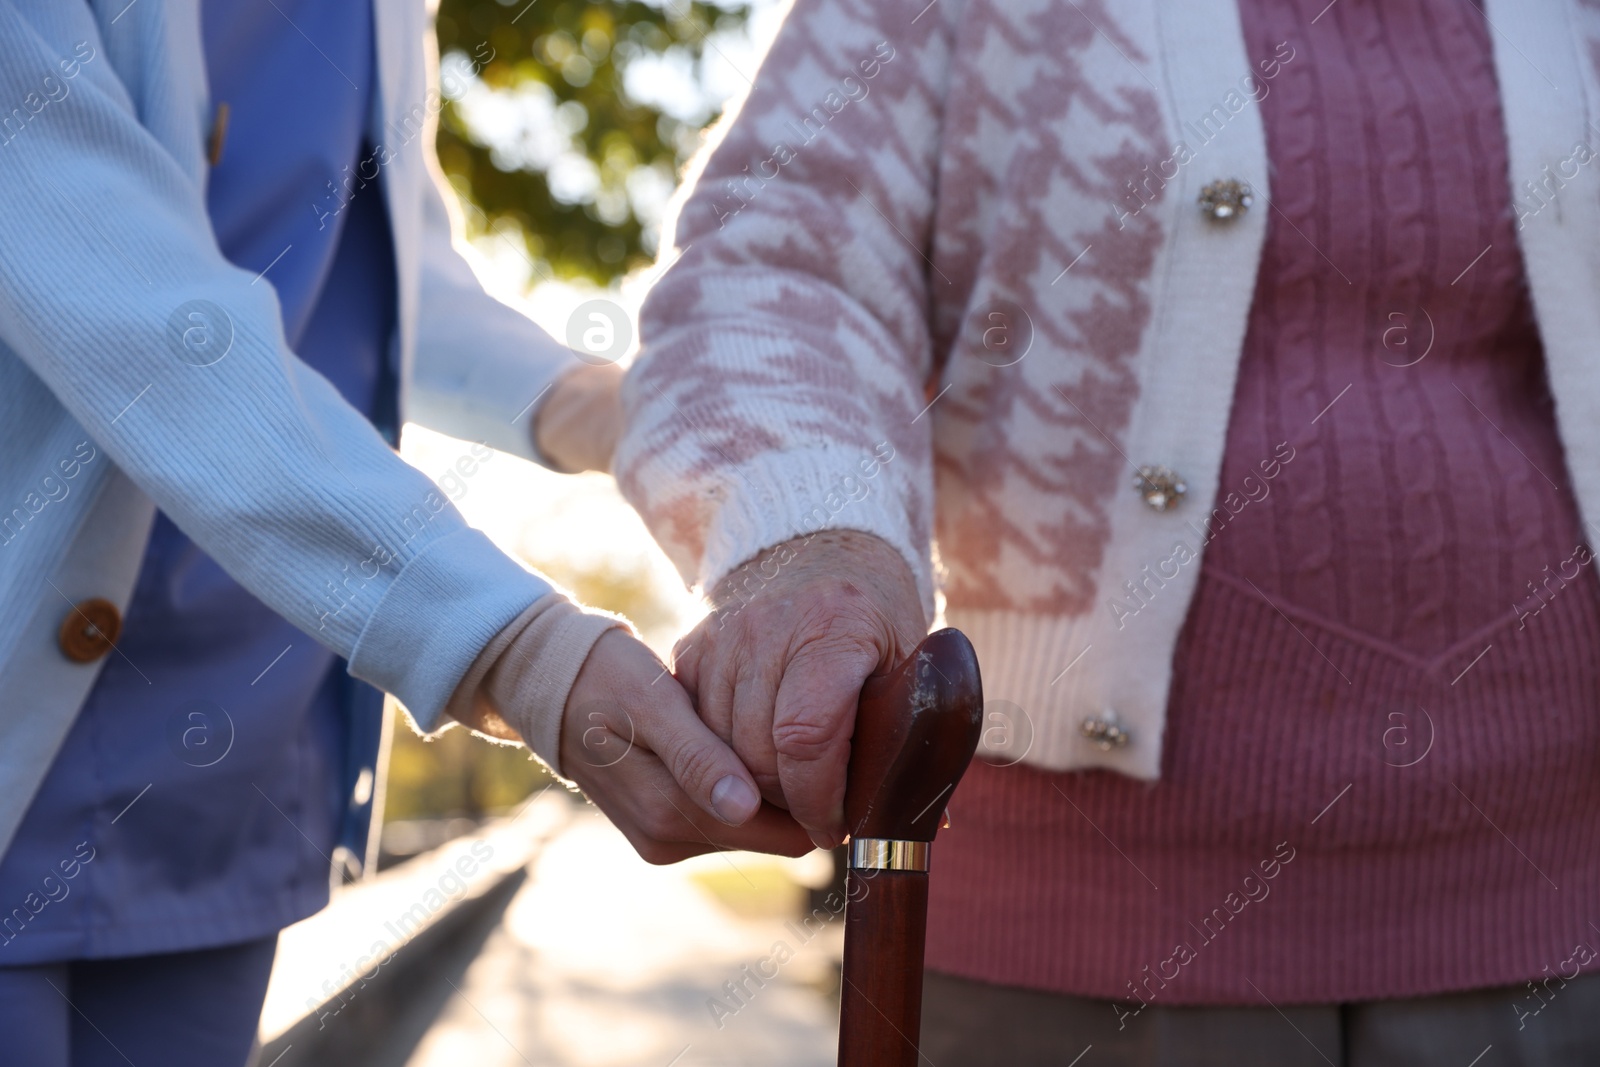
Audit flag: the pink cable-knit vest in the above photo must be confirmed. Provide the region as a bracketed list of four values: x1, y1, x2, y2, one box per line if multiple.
[925, 0, 1600, 1006]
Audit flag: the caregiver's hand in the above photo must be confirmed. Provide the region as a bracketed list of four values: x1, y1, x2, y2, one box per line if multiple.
[560, 630, 814, 863]
[534, 362, 623, 474]
[672, 530, 927, 851]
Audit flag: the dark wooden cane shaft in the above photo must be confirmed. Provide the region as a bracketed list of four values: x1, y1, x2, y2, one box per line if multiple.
[839, 869, 928, 1067]
[836, 629, 982, 1067]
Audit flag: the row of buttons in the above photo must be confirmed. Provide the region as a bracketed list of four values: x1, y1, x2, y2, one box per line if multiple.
[1129, 177, 1250, 516]
[1079, 179, 1250, 750]
[1100, 467, 1187, 748]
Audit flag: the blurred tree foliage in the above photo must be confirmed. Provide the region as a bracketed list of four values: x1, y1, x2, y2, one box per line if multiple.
[434, 0, 751, 283]
[383, 4, 742, 837]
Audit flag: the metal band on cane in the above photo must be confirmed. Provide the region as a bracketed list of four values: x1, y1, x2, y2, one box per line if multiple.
[849, 838, 929, 872]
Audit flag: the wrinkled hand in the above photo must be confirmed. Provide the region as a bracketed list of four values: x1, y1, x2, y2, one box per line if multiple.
[560, 629, 813, 864]
[534, 361, 623, 474]
[672, 530, 927, 850]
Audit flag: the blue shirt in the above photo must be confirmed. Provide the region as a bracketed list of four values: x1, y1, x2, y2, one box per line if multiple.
[0, 0, 395, 962]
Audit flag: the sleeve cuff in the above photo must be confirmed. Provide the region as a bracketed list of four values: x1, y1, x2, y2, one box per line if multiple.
[696, 444, 935, 623]
[347, 525, 553, 729]
[469, 596, 629, 776]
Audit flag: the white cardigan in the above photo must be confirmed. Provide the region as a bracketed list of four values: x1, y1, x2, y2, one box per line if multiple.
[0, 0, 574, 852]
[615, 0, 1600, 780]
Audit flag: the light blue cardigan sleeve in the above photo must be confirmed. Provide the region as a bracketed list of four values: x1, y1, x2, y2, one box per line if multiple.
[409, 167, 582, 466]
[0, 3, 553, 727]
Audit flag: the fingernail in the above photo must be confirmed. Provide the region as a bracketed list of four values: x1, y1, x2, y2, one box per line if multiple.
[809, 830, 837, 852]
[711, 776, 759, 826]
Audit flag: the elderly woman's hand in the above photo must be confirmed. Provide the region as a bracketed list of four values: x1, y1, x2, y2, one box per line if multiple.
[671, 530, 928, 850]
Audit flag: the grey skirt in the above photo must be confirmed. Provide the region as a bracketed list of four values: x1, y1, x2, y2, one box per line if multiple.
[920, 970, 1600, 1066]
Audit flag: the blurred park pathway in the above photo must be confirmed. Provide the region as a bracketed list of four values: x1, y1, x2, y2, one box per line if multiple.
[400, 805, 840, 1067]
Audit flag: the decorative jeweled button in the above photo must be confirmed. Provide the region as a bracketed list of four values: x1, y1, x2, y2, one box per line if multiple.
[1133, 465, 1186, 511]
[1198, 179, 1253, 220]
[1081, 711, 1131, 751]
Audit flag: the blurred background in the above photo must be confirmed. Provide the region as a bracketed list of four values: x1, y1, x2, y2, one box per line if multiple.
[255, 2, 851, 1064]
[394, 0, 771, 847]
[389, 0, 770, 873]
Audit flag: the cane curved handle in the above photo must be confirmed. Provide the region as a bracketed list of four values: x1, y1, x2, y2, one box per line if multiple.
[845, 627, 985, 844]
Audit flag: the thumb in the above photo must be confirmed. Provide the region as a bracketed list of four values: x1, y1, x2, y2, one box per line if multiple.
[634, 675, 764, 827]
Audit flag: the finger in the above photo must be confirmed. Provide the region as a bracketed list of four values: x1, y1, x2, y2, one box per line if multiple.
[730, 638, 784, 808]
[629, 667, 767, 828]
[601, 749, 814, 857]
[737, 802, 817, 857]
[674, 625, 741, 746]
[771, 634, 883, 846]
[670, 629, 702, 694]
[626, 813, 813, 864]
[643, 782, 815, 857]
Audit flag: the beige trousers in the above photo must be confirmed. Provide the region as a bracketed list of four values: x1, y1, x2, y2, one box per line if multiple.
[920, 971, 1600, 1066]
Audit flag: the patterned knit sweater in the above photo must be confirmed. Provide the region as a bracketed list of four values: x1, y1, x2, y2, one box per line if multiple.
[617, 0, 1600, 787]
[617, 0, 1600, 1003]
[925, 0, 1600, 1006]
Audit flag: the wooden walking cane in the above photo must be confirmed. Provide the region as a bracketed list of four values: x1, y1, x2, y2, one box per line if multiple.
[837, 628, 983, 1067]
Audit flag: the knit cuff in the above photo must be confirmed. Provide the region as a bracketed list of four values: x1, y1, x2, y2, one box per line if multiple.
[447, 594, 628, 776]
[347, 526, 555, 730]
[696, 445, 935, 624]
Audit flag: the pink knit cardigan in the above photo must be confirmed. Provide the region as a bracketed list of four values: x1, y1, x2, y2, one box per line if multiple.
[614, 0, 1600, 787]
[617, 0, 1600, 1005]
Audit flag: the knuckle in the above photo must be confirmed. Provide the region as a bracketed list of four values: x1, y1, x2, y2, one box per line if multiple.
[664, 739, 723, 796]
[772, 715, 845, 762]
[795, 599, 882, 655]
[718, 617, 762, 669]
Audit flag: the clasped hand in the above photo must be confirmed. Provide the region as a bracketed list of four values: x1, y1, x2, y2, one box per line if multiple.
[559, 529, 925, 862]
